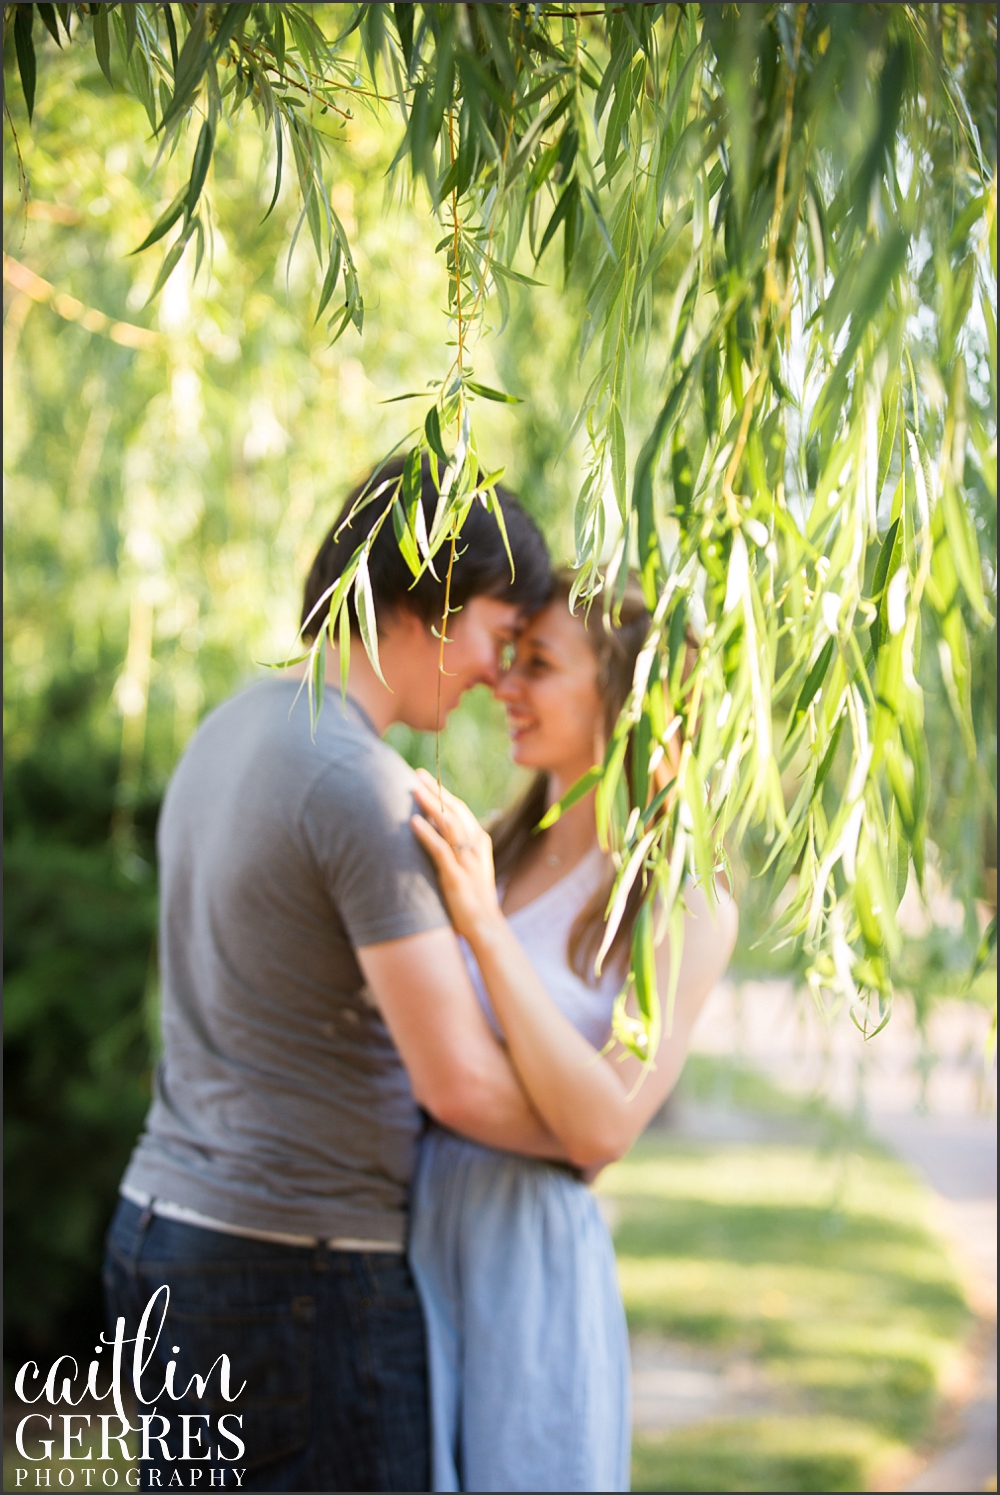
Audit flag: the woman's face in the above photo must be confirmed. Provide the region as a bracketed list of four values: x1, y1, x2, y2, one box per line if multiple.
[494, 600, 603, 779]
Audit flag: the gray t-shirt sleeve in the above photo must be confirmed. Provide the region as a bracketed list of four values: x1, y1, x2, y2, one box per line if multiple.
[302, 745, 449, 948]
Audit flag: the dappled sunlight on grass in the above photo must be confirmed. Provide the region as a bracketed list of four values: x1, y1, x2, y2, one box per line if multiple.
[598, 1130, 970, 1489]
[631, 1414, 903, 1494]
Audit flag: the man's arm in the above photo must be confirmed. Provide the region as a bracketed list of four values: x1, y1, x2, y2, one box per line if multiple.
[357, 926, 567, 1159]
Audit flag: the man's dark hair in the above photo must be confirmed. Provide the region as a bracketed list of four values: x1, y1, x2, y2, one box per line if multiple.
[301, 453, 552, 639]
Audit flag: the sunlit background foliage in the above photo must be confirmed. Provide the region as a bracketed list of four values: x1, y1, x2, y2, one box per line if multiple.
[3, 0, 996, 1381]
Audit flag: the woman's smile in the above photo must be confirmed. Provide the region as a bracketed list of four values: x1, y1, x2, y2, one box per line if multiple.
[504, 706, 537, 745]
[495, 600, 603, 783]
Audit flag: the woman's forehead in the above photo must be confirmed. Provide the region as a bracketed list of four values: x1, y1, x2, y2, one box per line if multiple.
[517, 600, 590, 654]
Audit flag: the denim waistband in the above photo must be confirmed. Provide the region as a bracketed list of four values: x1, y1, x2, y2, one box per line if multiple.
[119, 1185, 404, 1252]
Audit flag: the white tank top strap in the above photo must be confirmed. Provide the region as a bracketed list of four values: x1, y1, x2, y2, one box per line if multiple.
[462, 846, 623, 1052]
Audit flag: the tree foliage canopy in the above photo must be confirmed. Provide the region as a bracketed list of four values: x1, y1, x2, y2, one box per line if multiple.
[5, 2, 997, 1055]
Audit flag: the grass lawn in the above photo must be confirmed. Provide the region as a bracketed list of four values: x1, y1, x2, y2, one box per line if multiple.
[599, 1059, 972, 1492]
[3, 1058, 973, 1493]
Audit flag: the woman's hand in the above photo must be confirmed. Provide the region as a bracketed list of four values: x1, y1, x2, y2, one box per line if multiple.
[411, 768, 503, 944]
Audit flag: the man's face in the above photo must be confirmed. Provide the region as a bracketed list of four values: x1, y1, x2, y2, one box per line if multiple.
[393, 596, 521, 732]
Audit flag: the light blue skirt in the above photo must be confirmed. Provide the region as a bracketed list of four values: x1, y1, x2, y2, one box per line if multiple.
[409, 1125, 631, 1492]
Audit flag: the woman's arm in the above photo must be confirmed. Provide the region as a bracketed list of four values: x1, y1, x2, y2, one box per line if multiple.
[469, 881, 735, 1167]
[411, 771, 737, 1168]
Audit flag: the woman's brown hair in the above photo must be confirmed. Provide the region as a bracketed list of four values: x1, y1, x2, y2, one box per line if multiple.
[490, 567, 652, 983]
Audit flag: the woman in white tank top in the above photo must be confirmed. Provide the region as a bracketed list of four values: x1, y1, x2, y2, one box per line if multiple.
[409, 571, 738, 1492]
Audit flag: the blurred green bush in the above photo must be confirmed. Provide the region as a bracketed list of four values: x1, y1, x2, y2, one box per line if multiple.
[3, 667, 159, 1368]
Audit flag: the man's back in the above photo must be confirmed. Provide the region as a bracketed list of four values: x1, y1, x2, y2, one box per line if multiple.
[123, 675, 447, 1246]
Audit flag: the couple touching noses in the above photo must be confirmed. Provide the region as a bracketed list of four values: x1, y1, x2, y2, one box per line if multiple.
[105, 454, 736, 1494]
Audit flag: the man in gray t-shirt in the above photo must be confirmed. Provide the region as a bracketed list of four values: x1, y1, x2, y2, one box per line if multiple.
[104, 455, 557, 1492]
[122, 677, 445, 1247]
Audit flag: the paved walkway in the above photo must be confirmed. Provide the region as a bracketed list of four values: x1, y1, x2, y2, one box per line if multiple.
[629, 979, 997, 1492]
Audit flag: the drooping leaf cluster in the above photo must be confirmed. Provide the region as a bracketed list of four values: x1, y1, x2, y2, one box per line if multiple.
[5, 2, 996, 1055]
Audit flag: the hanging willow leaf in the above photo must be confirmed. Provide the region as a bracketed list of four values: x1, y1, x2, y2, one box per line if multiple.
[354, 547, 386, 686]
[538, 765, 604, 830]
[186, 118, 215, 220]
[314, 236, 342, 325]
[92, 4, 112, 84]
[144, 219, 197, 304]
[595, 830, 656, 976]
[424, 406, 447, 463]
[630, 900, 660, 1060]
[36, 4, 60, 47]
[132, 185, 188, 255]
[5, 1, 994, 1063]
[14, 4, 37, 120]
[465, 380, 521, 403]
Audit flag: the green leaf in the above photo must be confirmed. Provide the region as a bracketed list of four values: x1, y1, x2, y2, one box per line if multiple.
[948, 191, 986, 251]
[186, 118, 215, 221]
[815, 713, 845, 791]
[354, 549, 386, 685]
[273, 9, 286, 76]
[211, 5, 249, 62]
[191, 214, 205, 280]
[314, 237, 343, 325]
[121, 1, 136, 60]
[163, 3, 178, 70]
[536, 177, 579, 262]
[132, 186, 187, 255]
[630, 899, 661, 1058]
[160, 4, 211, 136]
[465, 380, 521, 404]
[92, 4, 112, 85]
[604, 52, 645, 182]
[940, 478, 989, 621]
[596, 830, 656, 975]
[490, 262, 545, 289]
[424, 407, 447, 463]
[595, 731, 629, 848]
[877, 388, 899, 496]
[144, 219, 196, 304]
[537, 765, 603, 830]
[392, 497, 422, 578]
[338, 602, 351, 705]
[813, 230, 909, 436]
[14, 5, 37, 121]
[610, 402, 627, 512]
[256, 647, 313, 670]
[394, 1, 414, 70]
[36, 5, 61, 47]
[683, 749, 712, 892]
[128, 32, 157, 128]
[402, 444, 422, 515]
[583, 185, 618, 263]
[884, 738, 915, 838]
[887, 805, 909, 909]
[262, 110, 284, 222]
[309, 631, 326, 727]
[870, 518, 901, 655]
[792, 638, 834, 725]
[485, 486, 515, 582]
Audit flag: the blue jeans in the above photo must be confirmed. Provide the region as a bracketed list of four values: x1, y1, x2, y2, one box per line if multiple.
[103, 1198, 429, 1491]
